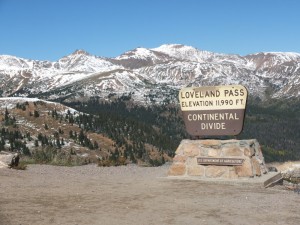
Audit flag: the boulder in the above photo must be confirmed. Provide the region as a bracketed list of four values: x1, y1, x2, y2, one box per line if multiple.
[0, 151, 19, 168]
[271, 161, 300, 180]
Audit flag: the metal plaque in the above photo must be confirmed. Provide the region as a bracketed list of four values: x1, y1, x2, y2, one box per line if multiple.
[179, 85, 248, 136]
[197, 157, 245, 166]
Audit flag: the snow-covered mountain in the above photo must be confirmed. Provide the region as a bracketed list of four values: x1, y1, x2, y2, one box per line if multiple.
[1, 44, 300, 103]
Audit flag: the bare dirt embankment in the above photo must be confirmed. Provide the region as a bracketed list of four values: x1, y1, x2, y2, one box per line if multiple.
[0, 164, 300, 225]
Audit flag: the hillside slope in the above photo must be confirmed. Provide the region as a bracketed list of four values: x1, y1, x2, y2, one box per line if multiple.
[0, 97, 172, 166]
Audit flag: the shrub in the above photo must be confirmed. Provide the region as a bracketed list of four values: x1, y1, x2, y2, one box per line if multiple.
[98, 156, 127, 167]
[12, 161, 27, 170]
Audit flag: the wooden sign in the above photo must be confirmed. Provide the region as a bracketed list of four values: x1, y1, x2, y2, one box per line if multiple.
[179, 85, 248, 136]
[197, 157, 245, 166]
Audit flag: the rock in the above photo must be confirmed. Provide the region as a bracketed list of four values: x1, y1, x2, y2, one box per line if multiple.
[205, 166, 228, 178]
[228, 167, 238, 179]
[187, 165, 205, 176]
[251, 158, 261, 176]
[168, 163, 186, 176]
[222, 146, 243, 157]
[199, 139, 221, 147]
[219, 139, 238, 145]
[285, 168, 300, 179]
[208, 148, 221, 157]
[0, 151, 19, 168]
[188, 157, 198, 166]
[173, 155, 187, 163]
[273, 161, 300, 180]
[268, 166, 278, 172]
[291, 169, 300, 178]
[183, 144, 200, 157]
[199, 147, 209, 157]
[175, 145, 184, 155]
[244, 147, 255, 157]
[235, 159, 253, 177]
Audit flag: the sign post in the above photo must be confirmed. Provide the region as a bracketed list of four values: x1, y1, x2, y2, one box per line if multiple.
[179, 85, 248, 136]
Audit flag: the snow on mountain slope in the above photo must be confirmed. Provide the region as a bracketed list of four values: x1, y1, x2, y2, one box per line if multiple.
[58, 50, 119, 72]
[244, 52, 300, 97]
[152, 44, 213, 63]
[151, 44, 250, 66]
[246, 52, 300, 69]
[0, 55, 33, 71]
[0, 50, 122, 96]
[110, 47, 172, 69]
[0, 97, 78, 115]
[0, 44, 300, 102]
[116, 48, 162, 61]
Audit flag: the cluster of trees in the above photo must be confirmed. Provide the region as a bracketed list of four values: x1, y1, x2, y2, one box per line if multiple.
[238, 97, 300, 162]
[16, 101, 40, 117]
[1, 107, 63, 156]
[63, 94, 300, 163]
[0, 106, 97, 165]
[1, 108, 30, 155]
[2, 93, 299, 165]
[3, 108, 16, 126]
[69, 129, 98, 150]
[34, 132, 65, 149]
[0, 128, 31, 155]
[64, 96, 187, 164]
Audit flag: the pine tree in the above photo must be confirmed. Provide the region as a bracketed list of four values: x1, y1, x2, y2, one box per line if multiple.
[34, 110, 39, 117]
[0, 138, 5, 150]
[56, 138, 61, 148]
[79, 129, 84, 144]
[4, 108, 9, 121]
[93, 141, 99, 149]
[69, 130, 73, 138]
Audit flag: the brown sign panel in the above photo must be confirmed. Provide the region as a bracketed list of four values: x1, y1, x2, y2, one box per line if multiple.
[179, 85, 248, 136]
[197, 157, 245, 166]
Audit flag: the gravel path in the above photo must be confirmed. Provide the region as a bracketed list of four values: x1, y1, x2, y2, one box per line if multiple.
[1, 164, 300, 225]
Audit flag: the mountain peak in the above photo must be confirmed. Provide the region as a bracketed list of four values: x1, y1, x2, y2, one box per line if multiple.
[116, 47, 157, 60]
[71, 49, 90, 56]
[152, 44, 197, 52]
[152, 44, 212, 62]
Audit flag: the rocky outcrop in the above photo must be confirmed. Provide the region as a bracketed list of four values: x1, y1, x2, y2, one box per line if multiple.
[0, 151, 19, 168]
[168, 139, 268, 178]
[270, 161, 300, 181]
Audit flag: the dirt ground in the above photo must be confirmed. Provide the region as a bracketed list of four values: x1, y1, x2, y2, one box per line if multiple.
[0, 164, 299, 225]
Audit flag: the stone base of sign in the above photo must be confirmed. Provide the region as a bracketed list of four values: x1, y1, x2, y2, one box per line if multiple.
[168, 139, 271, 181]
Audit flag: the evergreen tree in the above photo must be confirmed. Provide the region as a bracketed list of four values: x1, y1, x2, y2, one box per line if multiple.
[93, 141, 99, 149]
[34, 110, 39, 117]
[56, 138, 61, 148]
[69, 130, 73, 138]
[4, 108, 9, 121]
[79, 129, 84, 144]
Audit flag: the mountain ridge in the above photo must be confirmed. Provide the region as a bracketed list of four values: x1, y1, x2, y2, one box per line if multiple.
[1, 44, 300, 103]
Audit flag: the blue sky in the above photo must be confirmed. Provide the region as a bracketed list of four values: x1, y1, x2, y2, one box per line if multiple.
[0, 0, 299, 61]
